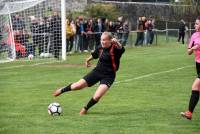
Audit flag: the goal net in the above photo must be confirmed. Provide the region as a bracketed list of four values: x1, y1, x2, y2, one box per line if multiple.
[0, 0, 66, 63]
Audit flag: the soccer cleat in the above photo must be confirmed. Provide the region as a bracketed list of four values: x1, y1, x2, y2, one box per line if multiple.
[53, 88, 62, 97]
[180, 111, 192, 120]
[79, 108, 87, 116]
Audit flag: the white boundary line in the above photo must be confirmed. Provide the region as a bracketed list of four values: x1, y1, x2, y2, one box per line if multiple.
[0, 60, 62, 70]
[115, 65, 194, 84]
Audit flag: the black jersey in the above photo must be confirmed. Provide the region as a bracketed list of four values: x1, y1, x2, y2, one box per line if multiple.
[91, 44, 125, 74]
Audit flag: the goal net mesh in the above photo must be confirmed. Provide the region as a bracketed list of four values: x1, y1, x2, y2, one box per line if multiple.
[0, 0, 65, 62]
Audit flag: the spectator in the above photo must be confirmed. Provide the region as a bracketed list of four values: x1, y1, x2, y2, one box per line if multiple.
[75, 19, 81, 53]
[12, 14, 25, 31]
[135, 17, 144, 46]
[37, 17, 49, 55]
[49, 11, 62, 59]
[145, 19, 154, 45]
[79, 19, 86, 52]
[83, 19, 89, 52]
[66, 19, 74, 53]
[115, 16, 124, 43]
[86, 19, 94, 51]
[30, 16, 39, 56]
[104, 19, 109, 32]
[20, 30, 31, 56]
[71, 20, 76, 53]
[178, 19, 186, 44]
[108, 21, 116, 33]
[94, 18, 104, 49]
[122, 21, 129, 46]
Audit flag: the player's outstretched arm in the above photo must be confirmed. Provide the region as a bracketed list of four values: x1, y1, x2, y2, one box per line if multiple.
[85, 55, 94, 68]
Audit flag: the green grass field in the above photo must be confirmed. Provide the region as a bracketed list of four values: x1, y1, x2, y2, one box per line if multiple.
[0, 43, 200, 134]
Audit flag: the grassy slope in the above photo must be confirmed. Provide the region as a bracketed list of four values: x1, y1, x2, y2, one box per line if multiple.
[0, 43, 200, 134]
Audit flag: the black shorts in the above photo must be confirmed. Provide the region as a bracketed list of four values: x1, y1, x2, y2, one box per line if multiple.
[196, 62, 200, 78]
[83, 69, 116, 88]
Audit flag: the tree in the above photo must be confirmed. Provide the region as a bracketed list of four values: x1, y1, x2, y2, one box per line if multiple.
[84, 3, 121, 20]
[173, 0, 200, 22]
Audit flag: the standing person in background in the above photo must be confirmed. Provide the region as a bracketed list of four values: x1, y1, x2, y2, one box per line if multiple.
[30, 16, 39, 56]
[146, 19, 154, 45]
[38, 17, 48, 55]
[79, 19, 85, 52]
[43, 17, 50, 53]
[66, 19, 74, 53]
[12, 14, 25, 32]
[75, 19, 81, 53]
[178, 19, 186, 44]
[71, 20, 76, 53]
[115, 16, 124, 43]
[135, 17, 144, 46]
[83, 19, 89, 52]
[121, 20, 129, 46]
[104, 19, 109, 32]
[108, 21, 116, 33]
[142, 16, 148, 45]
[94, 18, 104, 49]
[181, 17, 200, 120]
[86, 19, 94, 51]
[49, 11, 62, 59]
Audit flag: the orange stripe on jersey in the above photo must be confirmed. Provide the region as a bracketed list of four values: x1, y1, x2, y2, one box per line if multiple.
[109, 44, 117, 72]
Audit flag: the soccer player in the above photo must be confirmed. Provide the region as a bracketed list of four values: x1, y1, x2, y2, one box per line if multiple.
[53, 32, 125, 115]
[181, 17, 200, 120]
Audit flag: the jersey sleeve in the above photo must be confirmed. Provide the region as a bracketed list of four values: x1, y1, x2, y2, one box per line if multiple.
[91, 48, 99, 59]
[114, 46, 125, 56]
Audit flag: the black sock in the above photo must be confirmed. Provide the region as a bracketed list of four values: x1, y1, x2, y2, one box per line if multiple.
[84, 98, 98, 110]
[188, 90, 199, 113]
[61, 83, 72, 93]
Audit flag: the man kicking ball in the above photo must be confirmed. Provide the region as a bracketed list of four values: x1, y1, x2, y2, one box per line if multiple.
[53, 32, 125, 115]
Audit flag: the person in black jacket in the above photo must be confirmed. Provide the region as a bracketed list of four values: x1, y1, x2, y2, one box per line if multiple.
[30, 17, 39, 56]
[37, 18, 49, 55]
[94, 18, 105, 49]
[53, 32, 125, 115]
[178, 19, 186, 44]
[108, 21, 116, 33]
[49, 11, 62, 59]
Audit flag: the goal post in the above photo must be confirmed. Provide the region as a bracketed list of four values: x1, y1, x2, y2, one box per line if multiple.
[61, 0, 66, 61]
[0, 0, 67, 62]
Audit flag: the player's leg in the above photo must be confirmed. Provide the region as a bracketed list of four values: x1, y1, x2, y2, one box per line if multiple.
[80, 84, 109, 115]
[53, 79, 88, 96]
[181, 63, 200, 119]
[181, 78, 200, 120]
[189, 78, 200, 112]
[53, 70, 100, 97]
[80, 76, 115, 115]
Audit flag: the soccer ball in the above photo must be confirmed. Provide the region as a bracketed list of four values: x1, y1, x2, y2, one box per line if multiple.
[28, 54, 34, 60]
[48, 102, 62, 116]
